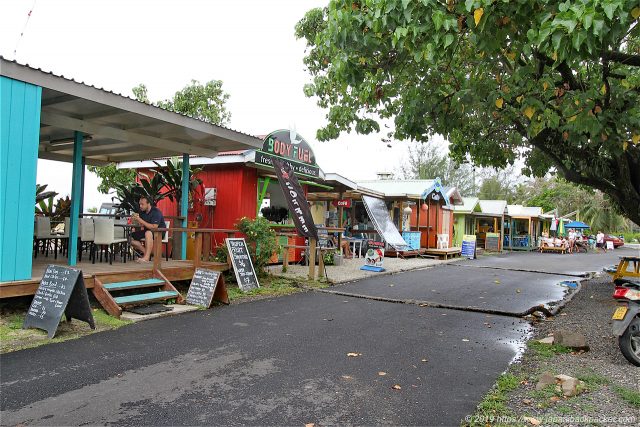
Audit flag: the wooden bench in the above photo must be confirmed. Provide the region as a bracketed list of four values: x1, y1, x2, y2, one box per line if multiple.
[281, 242, 334, 279]
[539, 244, 567, 254]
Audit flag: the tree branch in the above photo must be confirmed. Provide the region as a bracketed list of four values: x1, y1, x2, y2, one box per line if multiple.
[602, 51, 640, 67]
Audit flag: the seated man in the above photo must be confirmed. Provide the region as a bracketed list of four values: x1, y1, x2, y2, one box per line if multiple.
[130, 196, 166, 263]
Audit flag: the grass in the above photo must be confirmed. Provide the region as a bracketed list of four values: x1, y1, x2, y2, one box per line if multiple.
[576, 369, 611, 391]
[0, 308, 130, 354]
[225, 275, 328, 302]
[613, 385, 640, 408]
[464, 373, 525, 426]
[526, 340, 573, 358]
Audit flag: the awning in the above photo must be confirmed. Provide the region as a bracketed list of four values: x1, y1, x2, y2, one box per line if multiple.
[1, 57, 263, 165]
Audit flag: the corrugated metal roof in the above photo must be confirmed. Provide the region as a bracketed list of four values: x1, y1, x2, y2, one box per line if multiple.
[356, 179, 435, 196]
[453, 197, 479, 213]
[478, 200, 507, 215]
[506, 205, 543, 217]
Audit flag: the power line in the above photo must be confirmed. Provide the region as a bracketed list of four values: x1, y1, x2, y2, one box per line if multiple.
[13, 0, 38, 58]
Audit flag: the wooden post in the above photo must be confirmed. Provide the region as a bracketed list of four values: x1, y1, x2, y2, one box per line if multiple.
[318, 248, 324, 278]
[153, 231, 162, 271]
[202, 232, 211, 262]
[398, 201, 404, 233]
[308, 238, 317, 280]
[426, 198, 431, 248]
[194, 232, 203, 268]
[338, 192, 344, 249]
[282, 247, 289, 272]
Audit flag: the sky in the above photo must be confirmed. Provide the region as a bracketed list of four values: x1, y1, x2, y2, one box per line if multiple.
[1, 0, 449, 210]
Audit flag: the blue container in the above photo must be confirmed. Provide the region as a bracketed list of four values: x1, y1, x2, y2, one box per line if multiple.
[402, 231, 421, 250]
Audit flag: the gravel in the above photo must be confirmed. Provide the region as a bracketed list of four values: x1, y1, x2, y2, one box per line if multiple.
[503, 274, 640, 425]
[267, 256, 457, 283]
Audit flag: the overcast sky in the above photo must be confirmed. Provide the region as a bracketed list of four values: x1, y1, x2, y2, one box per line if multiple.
[1, 0, 449, 210]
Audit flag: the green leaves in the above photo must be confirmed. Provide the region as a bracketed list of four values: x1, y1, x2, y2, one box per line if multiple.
[295, 0, 640, 223]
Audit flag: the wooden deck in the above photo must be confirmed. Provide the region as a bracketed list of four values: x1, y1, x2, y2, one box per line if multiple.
[423, 247, 462, 259]
[385, 247, 462, 260]
[0, 256, 228, 298]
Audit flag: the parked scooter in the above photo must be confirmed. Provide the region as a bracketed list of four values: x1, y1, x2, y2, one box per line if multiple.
[612, 278, 640, 366]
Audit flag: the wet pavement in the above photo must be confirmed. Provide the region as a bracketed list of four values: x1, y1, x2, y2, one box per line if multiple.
[334, 265, 575, 315]
[1, 249, 620, 426]
[454, 246, 638, 276]
[1, 292, 530, 426]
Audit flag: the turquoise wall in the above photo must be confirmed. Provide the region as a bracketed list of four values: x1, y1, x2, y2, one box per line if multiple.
[0, 76, 42, 281]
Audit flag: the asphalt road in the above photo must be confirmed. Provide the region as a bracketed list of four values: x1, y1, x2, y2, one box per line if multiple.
[2, 250, 621, 426]
[1, 291, 530, 426]
[454, 246, 638, 276]
[336, 265, 574, 315]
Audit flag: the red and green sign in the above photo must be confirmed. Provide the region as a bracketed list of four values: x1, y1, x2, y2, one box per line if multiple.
[255, 129, 320, 178]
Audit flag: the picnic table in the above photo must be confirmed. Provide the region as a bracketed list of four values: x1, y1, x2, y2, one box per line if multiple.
[608, 256, 640, 281]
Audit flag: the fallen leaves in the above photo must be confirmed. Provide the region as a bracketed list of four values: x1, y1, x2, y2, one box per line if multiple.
[341, 375, 353, 380]
[421, 358, 428, 362]
[378, 371, 387, 376]
[347, 352, 362, 357]
[462, 338, 470, 342]
[495, 98, 504, 109]
[524, 106, 535, 119]
[524, 416, 541, 426]
[494, 280, 501, 284]
[392, 384, 402, 390]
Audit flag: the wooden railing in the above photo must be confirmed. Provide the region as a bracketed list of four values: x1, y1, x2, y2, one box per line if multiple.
[151, 228, 238, 271]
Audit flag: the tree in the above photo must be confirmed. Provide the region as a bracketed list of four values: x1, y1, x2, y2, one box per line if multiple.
[87, 164, 137, 195]
[150, 157, 203, 216]
[296, 1, 640, 224]
[91, 79, 232, 194]
[132, 80, 231, 126]
[400, 142, 477, 195]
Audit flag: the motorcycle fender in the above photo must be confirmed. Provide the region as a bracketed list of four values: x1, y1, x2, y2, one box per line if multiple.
[612, 304, 640, 336]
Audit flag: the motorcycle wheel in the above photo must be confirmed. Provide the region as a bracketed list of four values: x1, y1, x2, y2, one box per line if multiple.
[618, 316, 640, 366]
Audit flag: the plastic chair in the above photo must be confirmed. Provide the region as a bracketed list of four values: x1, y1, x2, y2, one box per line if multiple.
[78, 218, 95, 262]
[34, 216, 57, 258]
[93, 218, 128, 264]
[437, 234, 449, 249]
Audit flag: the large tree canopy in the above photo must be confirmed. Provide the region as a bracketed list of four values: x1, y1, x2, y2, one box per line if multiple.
[296, 0, 640, 223]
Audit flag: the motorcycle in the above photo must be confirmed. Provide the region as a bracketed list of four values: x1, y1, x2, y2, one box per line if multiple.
[612, 278, 640, 366]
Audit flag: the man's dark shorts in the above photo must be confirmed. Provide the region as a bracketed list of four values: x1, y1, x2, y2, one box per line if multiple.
[131, 229, 147, 242]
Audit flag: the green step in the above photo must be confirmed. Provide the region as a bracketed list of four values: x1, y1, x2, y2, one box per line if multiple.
[103, 278, 165, 291]
[113, 291, 179, 306]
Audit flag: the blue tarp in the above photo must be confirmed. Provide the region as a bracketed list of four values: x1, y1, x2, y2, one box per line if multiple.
[564, 220, 590, 229]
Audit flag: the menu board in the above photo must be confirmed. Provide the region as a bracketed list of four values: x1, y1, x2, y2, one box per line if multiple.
[461, 234, 477, 259]
[485, 233, 500, 251]
[226, 238, 260, 291]
[23, 265, 95, 338]
[186, 268, 229, 307]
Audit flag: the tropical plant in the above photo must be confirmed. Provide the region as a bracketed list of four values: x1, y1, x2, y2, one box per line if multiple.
[150, 157, 203, 215]
[35, 184, 58, 203]
[35, 195, 71, 221]
[112, 172, 172, 214]
[35, 196, 54, 216]
[296, 0, 640, 224]
[216, 217, 280, 275]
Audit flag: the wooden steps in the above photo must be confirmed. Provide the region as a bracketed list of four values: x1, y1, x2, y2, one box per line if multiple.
[92, 270, 184, 318]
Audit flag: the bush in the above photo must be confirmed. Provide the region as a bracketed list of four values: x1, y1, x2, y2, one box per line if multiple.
[621, 233, 640, 243]
[215, 217, 280, 275]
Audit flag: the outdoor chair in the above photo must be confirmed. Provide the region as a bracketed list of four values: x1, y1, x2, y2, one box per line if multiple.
[34, 216, 57, 258]
[78, 217, 95, 262]
[93, 218, 128, 265]
[56, 217, 71, 257]
[437, 234, 449, 249]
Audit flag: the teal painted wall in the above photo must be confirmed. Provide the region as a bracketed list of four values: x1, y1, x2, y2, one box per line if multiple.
[0, 76, 42, 281]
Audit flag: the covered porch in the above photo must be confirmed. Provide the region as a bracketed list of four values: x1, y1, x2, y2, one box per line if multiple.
[0, 57, 262, 293]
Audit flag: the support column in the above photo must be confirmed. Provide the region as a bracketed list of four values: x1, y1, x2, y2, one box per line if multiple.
[181, 154, 189, 260]
[68, 131, 83, 266]
[80, 157, 86, 214]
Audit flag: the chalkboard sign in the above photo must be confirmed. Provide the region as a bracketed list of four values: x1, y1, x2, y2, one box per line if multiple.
[226, 238, 260, 291]
[23, 265, 95, 338]
[461, 234, 477, 259]
[485, 233, 500, 251]
[186, 268, 229, 307]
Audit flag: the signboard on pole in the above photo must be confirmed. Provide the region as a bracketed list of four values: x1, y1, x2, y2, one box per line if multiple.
[272, 157, 319, 241]
[254, 129, 320, 178]
[461, 234, 477, 259]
